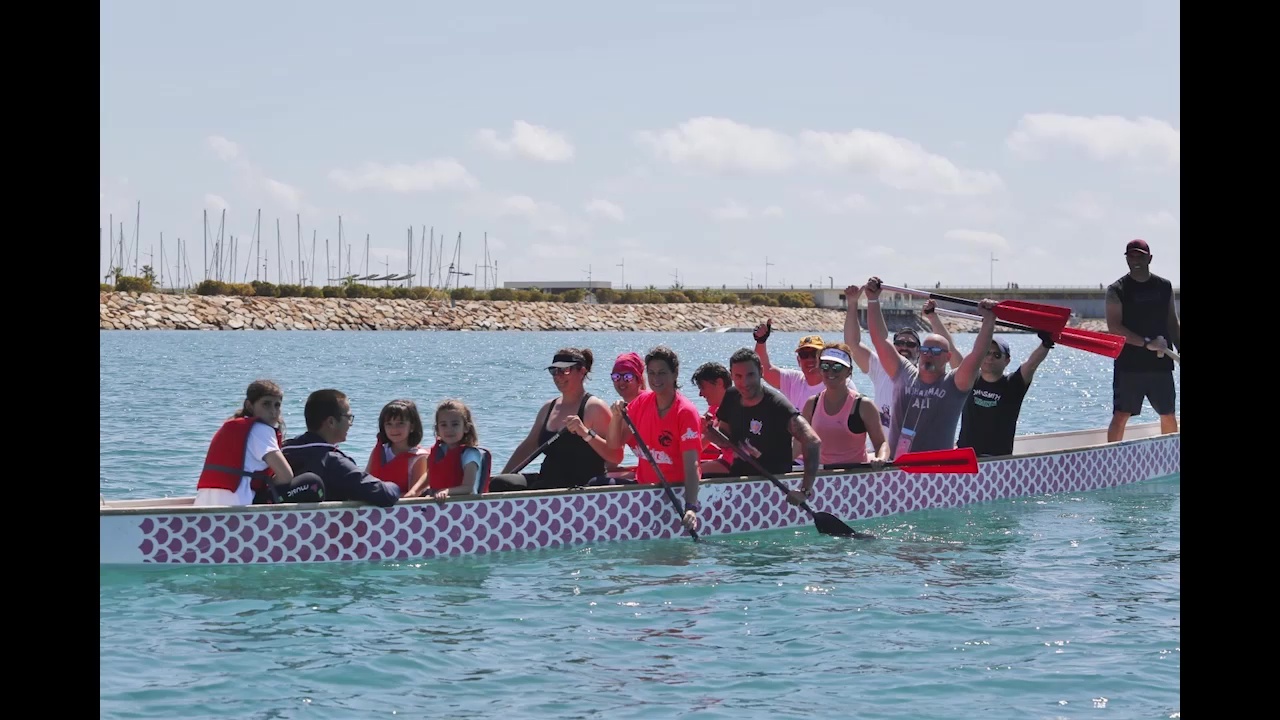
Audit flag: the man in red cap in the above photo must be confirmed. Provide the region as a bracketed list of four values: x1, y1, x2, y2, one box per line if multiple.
[1105, 238, 1180, 441]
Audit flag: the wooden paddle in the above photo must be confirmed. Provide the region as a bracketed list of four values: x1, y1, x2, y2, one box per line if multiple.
[736, 445, 875, 540]
[933, 307, 1126, 359]
[619, 403, 699, 542]
[878, 283, 1072, 335]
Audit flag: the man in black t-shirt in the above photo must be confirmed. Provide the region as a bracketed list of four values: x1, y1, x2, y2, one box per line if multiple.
[705, 348, 822, 507]
[1105, 239, 1180, 441]
[956, 335, 1052, 457]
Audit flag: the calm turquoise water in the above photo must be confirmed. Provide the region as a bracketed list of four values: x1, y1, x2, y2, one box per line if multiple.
[100, 330, 1180, 719]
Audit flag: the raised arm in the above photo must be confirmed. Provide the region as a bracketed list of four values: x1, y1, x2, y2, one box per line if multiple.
[1019, 333, 1054, 384]
[752, 319, 783, 388]
[842, 284, 872, 373]
[865, 277, 906, 380]
[954, 299, 997, 391]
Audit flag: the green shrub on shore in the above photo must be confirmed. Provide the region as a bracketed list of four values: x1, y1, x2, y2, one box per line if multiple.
[102, 281, 818, 307]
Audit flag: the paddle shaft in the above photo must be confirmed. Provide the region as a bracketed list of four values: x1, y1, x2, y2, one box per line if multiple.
[736, 447, 872, 539]
[934, 307, 1039, 333]
[877, 283, 991, 310]
[509, 428, 567, 474]
[620, 404, 699, 541]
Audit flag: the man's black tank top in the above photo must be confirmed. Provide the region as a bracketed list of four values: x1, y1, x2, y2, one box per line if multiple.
[537, 393, 605, 485]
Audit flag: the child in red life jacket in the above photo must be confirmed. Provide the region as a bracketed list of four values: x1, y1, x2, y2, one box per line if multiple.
[410, 398, 489, 500]
[365, 399, 429, 496]
[194, 379, 296, 506]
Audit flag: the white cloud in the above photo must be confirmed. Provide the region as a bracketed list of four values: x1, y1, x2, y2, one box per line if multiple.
[636, 116, 1001, 195]
[475, 121, 575, 163]
[944, 229, 1009, 250]
[636, 117, 797, 173]
[585, 198, 626, 222]
[809, 190, 872, 214]
[495, 194, 585, 238]
[205, 135, 241, 162]
[1141, 210, 1178, 228]
[1059, 191, 1107, 222]
[800, 129, 1004, 195]
[1006, 113, 1180, 167]
[205, 135, 307, 212]
[328, 159, 478, 193]
[204, 193, 229, 211]
[710, 200, 785, 221]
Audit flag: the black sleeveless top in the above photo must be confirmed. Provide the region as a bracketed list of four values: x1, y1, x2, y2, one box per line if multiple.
[537, 393, 605, 485]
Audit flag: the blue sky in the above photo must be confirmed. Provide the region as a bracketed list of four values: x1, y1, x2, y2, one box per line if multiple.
[100, 1, 1179, 291]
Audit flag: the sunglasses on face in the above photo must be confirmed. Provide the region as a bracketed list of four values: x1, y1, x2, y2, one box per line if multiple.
[547, 366, 578, 377]
[919, 346, 946, 356]
[894, 339, 919, 349]
[797, 349, 819, 359]
[986, 350, 1005, 359]
[611, 372, 636, 382]
[818, 362, 847, 372]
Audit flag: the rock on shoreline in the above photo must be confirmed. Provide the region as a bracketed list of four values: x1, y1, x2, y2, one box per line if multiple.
[99, 292, 1109, 334]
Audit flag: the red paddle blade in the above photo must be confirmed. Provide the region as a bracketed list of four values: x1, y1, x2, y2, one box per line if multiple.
[994, 300, 1071, 334]
[892, 447, 979, 474]
[1057, 327, 1125, 359]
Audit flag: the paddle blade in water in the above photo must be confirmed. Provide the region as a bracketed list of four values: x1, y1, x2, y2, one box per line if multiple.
[1057, 327, 1125, 359]
[814, 511, 874, 539]
[993, 300, 1071, 334]
[893, 447, 980, 474]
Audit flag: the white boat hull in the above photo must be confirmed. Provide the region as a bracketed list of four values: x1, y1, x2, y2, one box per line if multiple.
[101, 423, 1179, 566]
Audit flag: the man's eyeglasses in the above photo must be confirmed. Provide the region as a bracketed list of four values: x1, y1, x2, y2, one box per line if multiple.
[611, 372, 637, 382]
[335, 413, 355, 423]
[797, 349, 819, 359]
[818, 362, 847, 372]
[894, 339, 919, 349]
[919, 346, 946, 356]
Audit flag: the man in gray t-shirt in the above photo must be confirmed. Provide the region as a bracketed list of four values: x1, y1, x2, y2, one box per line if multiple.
[862, 277, 997, 458]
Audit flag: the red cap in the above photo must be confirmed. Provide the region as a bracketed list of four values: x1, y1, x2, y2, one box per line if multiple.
[612, 352, 644, 378]
[1124, 239, 1151, 255]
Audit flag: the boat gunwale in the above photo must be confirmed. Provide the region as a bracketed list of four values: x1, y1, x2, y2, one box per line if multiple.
[100, 425, 1177, 517]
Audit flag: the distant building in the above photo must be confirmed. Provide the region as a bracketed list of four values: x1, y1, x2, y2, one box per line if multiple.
[503, 280, 613, 294]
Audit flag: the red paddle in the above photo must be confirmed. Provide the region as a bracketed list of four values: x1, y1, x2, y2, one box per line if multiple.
[878, 283, 1071, 335]
[934, 307, 1125, 359]
[827, 447, 980, 474]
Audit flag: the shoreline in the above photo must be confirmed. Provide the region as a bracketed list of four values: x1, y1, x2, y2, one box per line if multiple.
[99, 292, 1108, 333]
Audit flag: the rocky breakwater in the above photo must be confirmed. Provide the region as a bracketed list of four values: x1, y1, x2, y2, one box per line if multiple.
[99, 292, 855, 333]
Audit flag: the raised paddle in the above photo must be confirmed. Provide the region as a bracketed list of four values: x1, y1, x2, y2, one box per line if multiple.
[825, 447, 980, 474]
[933, 307, 1126, 360]
[619, 403, 700, 542]
[508, 427, 568, 474]
[877, 283, 1072, 335]
[736, 445, 874, 540]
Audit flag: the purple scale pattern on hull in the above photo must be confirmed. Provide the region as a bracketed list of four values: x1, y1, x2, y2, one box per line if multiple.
[125, 437, 1179, 564]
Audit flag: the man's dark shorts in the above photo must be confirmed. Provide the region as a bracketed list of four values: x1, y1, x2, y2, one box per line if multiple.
[1112, 370, 1176, 416]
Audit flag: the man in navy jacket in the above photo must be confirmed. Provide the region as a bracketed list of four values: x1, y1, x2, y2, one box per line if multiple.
[281, 388, 402, 507]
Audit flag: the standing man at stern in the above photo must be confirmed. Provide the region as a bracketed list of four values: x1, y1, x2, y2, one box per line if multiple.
[1105, 239, 1180, 441]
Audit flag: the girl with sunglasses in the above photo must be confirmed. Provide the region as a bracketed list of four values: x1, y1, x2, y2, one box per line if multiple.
[794, 344, 890, 469]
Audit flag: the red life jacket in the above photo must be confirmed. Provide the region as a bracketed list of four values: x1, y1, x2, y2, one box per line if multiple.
[368, 442, 429, 495]
[425, 441, 493, 493]
[196, 416, 284, 493]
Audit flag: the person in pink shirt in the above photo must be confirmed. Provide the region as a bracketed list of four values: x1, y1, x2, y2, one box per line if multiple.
[605, 345, 703, 533]
[795, 343, 890, 469]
